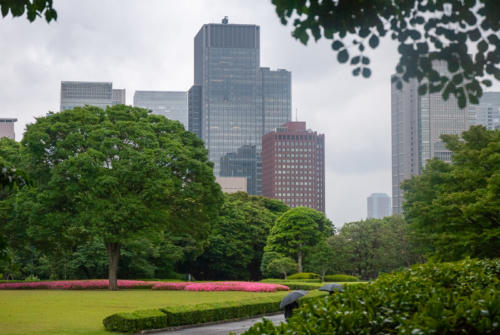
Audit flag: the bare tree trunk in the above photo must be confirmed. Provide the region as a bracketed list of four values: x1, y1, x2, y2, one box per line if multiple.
[106, 243, 121, 291]
[297, 250, 303, 273]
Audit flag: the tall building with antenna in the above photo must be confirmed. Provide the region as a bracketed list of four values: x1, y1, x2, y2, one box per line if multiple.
[188, 17, 291, 194]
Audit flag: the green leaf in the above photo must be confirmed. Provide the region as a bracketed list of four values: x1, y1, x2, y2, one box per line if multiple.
[331, 40, 344, 51]
[369, 34, 379, 49]
[350, 56, 360, 65]
[481, 79, 492, 87]
[418, 84, 428, 95]
[337, 49, 349, 63]
[362, 68, 371, 78]
[352, 67, 361, 76]
[478, 40, 488, 52]
[362, 56, 370, 65]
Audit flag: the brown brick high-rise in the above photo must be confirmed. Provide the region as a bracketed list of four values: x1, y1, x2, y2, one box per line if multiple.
[262, 121, 325, 213]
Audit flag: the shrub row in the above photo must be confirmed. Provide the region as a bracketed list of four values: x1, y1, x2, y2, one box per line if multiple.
[323, 274, 359, 282]
[242, 258, 500, 334]
[287, 272, 321, 280]
[259, 280, 322, 290]
[103, 291, 327, 333]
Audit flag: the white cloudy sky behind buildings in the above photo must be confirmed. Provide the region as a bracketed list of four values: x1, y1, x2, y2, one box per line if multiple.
[0, 0, 404, 227]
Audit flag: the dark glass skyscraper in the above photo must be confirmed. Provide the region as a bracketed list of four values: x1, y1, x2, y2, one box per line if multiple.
[189, 18, 291, 194]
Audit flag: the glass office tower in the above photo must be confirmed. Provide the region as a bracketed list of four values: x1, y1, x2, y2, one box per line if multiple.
[133, 91, 188, 127]
[189, 18, 291, 194]
[60, 81, 125, 111]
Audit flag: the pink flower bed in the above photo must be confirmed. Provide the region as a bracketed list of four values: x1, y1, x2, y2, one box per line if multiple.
[184, 282, 288, 292]
[0, 280, 288, 292]
[0, 279, 155, 290]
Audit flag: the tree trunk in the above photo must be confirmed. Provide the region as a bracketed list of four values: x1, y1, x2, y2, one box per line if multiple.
[106, 242, 121, 291]
[297, 250, 303, 273]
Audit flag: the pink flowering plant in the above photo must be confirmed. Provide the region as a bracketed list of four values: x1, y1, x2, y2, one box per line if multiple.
[0, 280, 288, 292]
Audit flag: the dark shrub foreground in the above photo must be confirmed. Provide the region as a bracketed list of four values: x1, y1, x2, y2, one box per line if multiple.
[242, 259, 500, 334]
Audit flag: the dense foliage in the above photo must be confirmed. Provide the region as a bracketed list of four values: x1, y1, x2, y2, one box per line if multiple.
[403, 126, 500, 261]
[272, 0, 500, 108]
[0, 0, 56, 22]
[310, 215, 422, 280]
[243, 258, 500, 334]
[188, 192, 288, 280]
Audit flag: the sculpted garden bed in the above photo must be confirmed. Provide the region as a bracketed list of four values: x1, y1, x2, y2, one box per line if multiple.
[0, 280, 289, 292]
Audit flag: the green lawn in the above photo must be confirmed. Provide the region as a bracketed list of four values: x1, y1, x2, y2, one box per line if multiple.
[0, 290, 288, 335]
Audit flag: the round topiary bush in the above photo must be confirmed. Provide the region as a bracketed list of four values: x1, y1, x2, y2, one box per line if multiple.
[242, 258, 500, 334]
[287, 272, 321, 281]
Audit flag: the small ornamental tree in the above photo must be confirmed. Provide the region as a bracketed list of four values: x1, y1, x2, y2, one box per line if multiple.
[266, 257, 298, 280]
[266, 207, 330, 272]
[20, 106, 223, 289]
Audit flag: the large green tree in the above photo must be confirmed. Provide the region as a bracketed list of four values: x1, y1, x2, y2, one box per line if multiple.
[265, 207, 333, 272]
[272, 0, 500, 107]
[19, 106, 223, 289]
[191, 192, 288, 280]
[402, 126, 500, 260]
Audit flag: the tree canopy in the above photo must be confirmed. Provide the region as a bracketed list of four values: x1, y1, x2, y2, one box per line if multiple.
[265, 207, 332, 272]
[0, 0, 56, 22]
[190, 192, 288, 280]
[272, 0, 500, 108]
[402, 126, 500, 261]
[16, 105, 223, 289]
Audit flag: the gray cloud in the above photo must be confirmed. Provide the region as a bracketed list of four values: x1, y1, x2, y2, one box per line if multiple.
[0, 0, 401, 226]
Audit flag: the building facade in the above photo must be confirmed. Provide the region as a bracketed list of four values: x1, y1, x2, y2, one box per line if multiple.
[262, 121, 325, 213]
[133, 91, 188, 127]
[188, 18, 291, 194]
[391, 61, 470, 214]
[367, 193, 391, 219]
[216, 176, 247, 193]
[469, 92, 500, 130]
[60, 81, 125, 111]
[0, 118, 17, 140]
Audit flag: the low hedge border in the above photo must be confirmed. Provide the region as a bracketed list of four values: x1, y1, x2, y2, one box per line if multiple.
[103, 291, 327, 333]
[259, 280, 323, 290]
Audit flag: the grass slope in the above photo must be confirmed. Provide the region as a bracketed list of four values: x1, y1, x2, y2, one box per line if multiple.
[0, 290, 288, 335]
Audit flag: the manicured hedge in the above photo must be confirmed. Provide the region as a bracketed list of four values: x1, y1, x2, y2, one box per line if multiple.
[259, 280, 322, 290]
[103, 309, 167, 333]
[242, 258, 500, 334]
[287, 272, 321, 281]
[323, 274, 359, 282]
[103, 291, 327, 333]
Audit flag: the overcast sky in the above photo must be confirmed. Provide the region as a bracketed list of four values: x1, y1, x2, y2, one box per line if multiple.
[0, 0, 403, 227]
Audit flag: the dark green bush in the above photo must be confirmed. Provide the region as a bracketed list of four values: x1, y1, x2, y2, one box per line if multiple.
[243, 258, 500, 334]
[323, 274, 359, 282]
[287, 272, 320, 280]
[102, 309, 167, 333]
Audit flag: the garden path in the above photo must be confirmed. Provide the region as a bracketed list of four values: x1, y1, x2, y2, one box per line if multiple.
[152, 314, 285, 335]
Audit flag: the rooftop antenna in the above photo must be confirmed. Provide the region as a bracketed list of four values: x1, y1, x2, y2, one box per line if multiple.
[295, 108, 298, 121]
[222, 16, 229, 24]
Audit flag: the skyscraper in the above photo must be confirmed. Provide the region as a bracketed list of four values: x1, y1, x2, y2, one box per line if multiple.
[262, 121, 325, 213]
[367, 193, 391, 219]
[0, 118, 17, 140]
[133, 91, 188, 127]
[469, 92, 500, 130]
[60, 81, 125, 111]
[188, 18, 291, 194]
[391, 61, 470, 214]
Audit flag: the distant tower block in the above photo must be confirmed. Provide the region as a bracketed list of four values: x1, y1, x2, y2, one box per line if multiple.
[0, 118, 17, 140]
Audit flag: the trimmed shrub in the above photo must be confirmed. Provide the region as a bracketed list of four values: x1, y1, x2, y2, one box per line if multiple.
[102, 309, 167, 333]
[103, 291, 327, 332]
[242, 258, 500, 334]
[323, 274, 359, 282]
[259, 280, 322, 290]
[287, 272, 321, 281]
